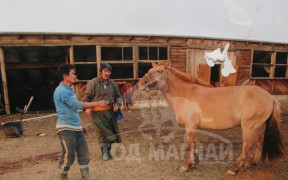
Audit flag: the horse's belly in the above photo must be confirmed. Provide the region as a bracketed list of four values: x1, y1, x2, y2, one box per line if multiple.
[198, 110, 241, 130]
[199, 119, 240, 130]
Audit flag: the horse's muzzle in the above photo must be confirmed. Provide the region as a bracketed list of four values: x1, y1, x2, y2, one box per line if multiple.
[146, 81, 157, 89]
[139, 85, 146, 91]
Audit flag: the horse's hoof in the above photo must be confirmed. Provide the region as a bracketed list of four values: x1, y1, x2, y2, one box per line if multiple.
[226, 170, 236, 176]
[244, 162, 251, 168]
[179, 166, 188, 173]
[244, 162, 256, 169]
[190, 164, 196, 169]
[189, 162, 197, 169]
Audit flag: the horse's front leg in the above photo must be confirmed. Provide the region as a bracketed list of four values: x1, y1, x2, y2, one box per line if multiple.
[123, 94, 127, 110]
[180, 128, 198, 172]
[192, 140, 200, 167]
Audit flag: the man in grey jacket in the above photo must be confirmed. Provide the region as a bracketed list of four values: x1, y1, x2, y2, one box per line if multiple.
[83, 63, 122, 161]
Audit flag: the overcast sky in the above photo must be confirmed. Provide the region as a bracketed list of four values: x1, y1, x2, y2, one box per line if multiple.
[0, 0, 288, 43]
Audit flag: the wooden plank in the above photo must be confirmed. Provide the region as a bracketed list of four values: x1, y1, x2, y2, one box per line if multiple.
[273, 80, 288, 95]
[5, 62, 64, 69]
[255, 80, 273, 94]
[240, 79, 251, 86]
[223, 65, 238, 86]
[0, 48, 10, 114]
[198, 63, 210, 83]
[74, 62, 97, 65]
[170, 46, 186, 71]
[236, 50, 251, 85]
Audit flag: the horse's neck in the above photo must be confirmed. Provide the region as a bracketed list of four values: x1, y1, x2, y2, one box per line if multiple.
[161, 72, 197, 111]
[165, 71, 193, 96]
[162, 93, 176, 111]
[163, 93, 196, 114]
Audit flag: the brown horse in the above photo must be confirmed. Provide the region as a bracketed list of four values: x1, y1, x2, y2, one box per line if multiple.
[116, 81, 135, 110]
[138, 61, 286, 174]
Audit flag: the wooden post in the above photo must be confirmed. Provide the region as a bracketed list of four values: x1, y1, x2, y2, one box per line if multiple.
[69, 46, 74, 64]
[96, 45, 101, 77]
[69, 46, 77, 91]
[133, 45, 138, 79]
[0, 48, 11, 115]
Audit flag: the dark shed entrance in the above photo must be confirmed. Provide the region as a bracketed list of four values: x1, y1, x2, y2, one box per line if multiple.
[1, 46, 69, 113]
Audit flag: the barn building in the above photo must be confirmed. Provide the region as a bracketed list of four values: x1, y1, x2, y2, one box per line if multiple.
[0, 33, 287, 114]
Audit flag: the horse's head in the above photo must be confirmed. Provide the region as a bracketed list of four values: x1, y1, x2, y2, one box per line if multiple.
[138, 60, 171, 92]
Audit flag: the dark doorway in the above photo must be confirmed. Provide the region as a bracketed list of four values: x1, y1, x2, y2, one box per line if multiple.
[210, 64, 221, 84]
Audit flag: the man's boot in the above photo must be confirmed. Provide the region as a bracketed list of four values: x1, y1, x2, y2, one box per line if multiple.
[80, 167, 96, 180]
[101, 143, 110, 161]
[58, 171, 69, 180]
[108, 143, 113, 159]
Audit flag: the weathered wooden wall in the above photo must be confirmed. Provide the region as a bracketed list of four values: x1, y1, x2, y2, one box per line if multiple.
[170, 46, 187, 72]
[0, 34, 287, 114]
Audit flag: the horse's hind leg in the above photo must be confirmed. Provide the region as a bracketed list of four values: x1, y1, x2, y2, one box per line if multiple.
[245, 129, 262, 168]
[229, 128, 253, 174]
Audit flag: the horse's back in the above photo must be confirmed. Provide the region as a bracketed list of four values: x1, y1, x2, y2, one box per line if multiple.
[196, 85, 274, 129]
[217, 85, 275, 115]
[203, 85, 274, 103]
[241, 85, 273, 99]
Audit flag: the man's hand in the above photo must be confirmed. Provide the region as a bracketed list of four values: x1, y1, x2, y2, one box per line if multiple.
[83, 127, 88, 135]
[113, 105, 119, 112]
[98, 100, 109, 106]
[85, 108, 91, 116]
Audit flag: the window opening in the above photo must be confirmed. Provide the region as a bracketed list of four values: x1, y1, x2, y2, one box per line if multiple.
[76, 64, 97, 80]
[138, 63, 153, 78]
[109, 64, 134, 79]
[275, 52, 288, 78]
[74, 45, 96, 62]
[251, 51, 272, 77]
[101, 47, 133, 61]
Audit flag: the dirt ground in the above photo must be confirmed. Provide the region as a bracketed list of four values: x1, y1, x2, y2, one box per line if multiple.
[0, 97, 288, 180]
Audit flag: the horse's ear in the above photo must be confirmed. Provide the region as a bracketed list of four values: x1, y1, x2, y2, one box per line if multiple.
[152, 62, 157, 67]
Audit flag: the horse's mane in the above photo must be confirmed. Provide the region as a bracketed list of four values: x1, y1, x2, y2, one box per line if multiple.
[169, 67, 211, 87]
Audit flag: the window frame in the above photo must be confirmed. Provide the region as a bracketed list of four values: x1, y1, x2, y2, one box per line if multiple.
[72, 45, 169, 81]
[250, 50, 288, 79]
[138, 46, 168, 62]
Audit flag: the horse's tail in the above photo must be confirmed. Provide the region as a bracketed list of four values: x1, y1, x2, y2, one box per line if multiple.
[262, 99, 287, 162]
